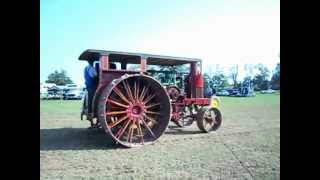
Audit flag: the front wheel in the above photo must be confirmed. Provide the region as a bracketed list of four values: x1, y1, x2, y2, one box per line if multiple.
[196, 107, 222, 133]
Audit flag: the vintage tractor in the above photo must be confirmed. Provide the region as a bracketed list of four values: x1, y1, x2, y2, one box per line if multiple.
[79, 49, 222, 147]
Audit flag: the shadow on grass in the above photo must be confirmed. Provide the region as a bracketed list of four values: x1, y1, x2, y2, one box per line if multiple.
[40, 128, 122, 151]
[165, 125, 203, 135]
[40, 126, 203, 151]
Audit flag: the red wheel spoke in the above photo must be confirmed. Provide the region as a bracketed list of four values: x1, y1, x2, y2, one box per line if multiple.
[115, 119, 131, 139]
[127, 126, 134, 143]
[106, 110, 127, 116]
[137, 121, 144, 144]
[110, 116, 115, 123]
[113, 87, 131, 105]
[139, 85, 148, 101]
[139, 86, 146, 100]
[107, 99, 129, 108]
[130, 128, 135, 143]
[145, 110, 160, 115]
[134, 81, 139, 101]
[141, 118, 156, 138]
[144, 114, 158, 124]
[108, 115, 128, 128]
[136, 81, 140, 101]
[145, 103, 160, 109]
[123, 80, 135, 102]
[133, 81, 137, 100]
[143, 94, 156, 104]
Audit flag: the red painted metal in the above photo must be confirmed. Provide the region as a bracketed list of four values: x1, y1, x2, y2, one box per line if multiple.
[107, 99, 129, 108]
[140, 58, 147, 72]
[171, 98, 210, 106]
[115, 118, 131, 139]
[127, 103, 146, 119]
[188, 63, 197, 98]
[108, 115, 128, 128]
[171, 112, 182, 121]
[100, 55, 109, 70]
[140, 118, 156, 138]
[183, 98, 210, 105]
[195, 74, 204, 88]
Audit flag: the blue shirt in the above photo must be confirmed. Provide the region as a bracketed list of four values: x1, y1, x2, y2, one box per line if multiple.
[84, 65, 98, 89]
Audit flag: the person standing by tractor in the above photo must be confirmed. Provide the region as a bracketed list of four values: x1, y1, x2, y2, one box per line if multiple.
[84, 59, 98, 128]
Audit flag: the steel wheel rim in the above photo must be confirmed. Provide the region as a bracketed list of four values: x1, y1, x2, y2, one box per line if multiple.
[204, 108, 222, 131]
[202, 108, 219, 131]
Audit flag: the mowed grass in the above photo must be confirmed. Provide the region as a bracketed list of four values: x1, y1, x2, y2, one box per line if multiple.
[40, 93, 280, 180]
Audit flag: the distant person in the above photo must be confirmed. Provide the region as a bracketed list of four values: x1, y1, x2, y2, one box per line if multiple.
[84, 60, 98, 128]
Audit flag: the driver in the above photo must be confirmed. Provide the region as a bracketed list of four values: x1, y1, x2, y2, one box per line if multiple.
[84, 59, 98, 127]
[84, 61, 117, 128]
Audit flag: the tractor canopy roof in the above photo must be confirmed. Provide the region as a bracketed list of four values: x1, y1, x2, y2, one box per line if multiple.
[79, 49, 201, 66]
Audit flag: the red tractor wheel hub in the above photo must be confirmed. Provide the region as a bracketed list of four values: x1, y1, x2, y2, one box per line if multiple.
[127, 103, 146, 119]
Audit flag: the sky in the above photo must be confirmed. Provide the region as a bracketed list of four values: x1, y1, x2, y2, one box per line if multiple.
[41, 0, 280, 85]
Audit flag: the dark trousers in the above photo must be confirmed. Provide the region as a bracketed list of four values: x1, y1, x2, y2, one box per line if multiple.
[87, 87, 96, 114]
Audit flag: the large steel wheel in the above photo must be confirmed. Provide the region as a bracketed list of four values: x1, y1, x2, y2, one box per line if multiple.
[196, 107, 222, 133]
[98, 74, 171, 147]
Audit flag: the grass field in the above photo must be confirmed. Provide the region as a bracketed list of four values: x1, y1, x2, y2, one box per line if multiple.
[40, 93, 280, 180]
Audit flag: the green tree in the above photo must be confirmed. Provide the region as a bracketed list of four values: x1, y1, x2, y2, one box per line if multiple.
[244, 64, 256, 79]
[243, 76, 252, 86]
[45, 70, 73, 85]
[203, 73, 212, 90]
[241, 76, 255, 91]
[159, 64, 189, 73]
[270, 63, 280, 90]
[229, 65, 239, 88]
[212, 73, 228, 89]
[253, 64, 270, 90]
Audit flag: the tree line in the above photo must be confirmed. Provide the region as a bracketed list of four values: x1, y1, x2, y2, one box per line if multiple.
[44, 63, 280, 91]
[204, 63, 280, 91]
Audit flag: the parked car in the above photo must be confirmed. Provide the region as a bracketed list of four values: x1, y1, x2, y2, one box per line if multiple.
[235, 87, 256, 97]
[64, 89, 84, 100]
[261, 89, 276, 94]
[64, 84, 84, 100]
[216, 90, 229, 96]
[227, 89, 239, 96]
